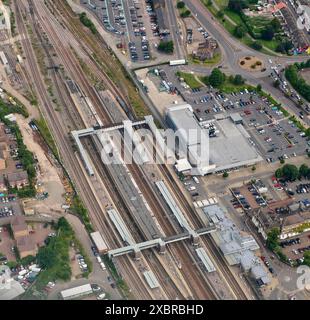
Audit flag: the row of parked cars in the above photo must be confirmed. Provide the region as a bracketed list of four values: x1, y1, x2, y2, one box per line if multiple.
[76, 254, 89, 273]
[280, 237, 301, 248]
[231, 190, 251, 210]
[296, 183, 310, 194]
[248, 185, 267, 207]
[0, 196, 16, 203]
[0, 206, 15, 218]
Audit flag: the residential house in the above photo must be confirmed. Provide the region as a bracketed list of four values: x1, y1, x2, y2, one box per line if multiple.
[7, 171, 29, 189]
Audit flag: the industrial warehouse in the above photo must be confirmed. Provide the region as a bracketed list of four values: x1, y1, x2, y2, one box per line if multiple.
[165, 104, 263, 175]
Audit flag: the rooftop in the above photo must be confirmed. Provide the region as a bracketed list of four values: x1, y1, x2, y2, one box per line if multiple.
[11, 216, 28, 234]
[7, 171, 28, 183]
[166, 104, 262, 174]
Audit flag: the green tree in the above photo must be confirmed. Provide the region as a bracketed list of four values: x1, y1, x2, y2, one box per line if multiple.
[304, 251, 310, 267]
[276, 40, 293, 54]
[282, 164, 299, 181]
[256, 84, 262, 92]
[158, 40, 174, 53]
[180, 9, 191, 18]
[266, 228, 280, 251]
[273, 79, 280, 88]
[251, 41, 262, 51]
[234, 25, 246, 38]
[177, 1, 185, 9]
[223, 171, 229, 178]
[271, 18, 281, 32]
[209, 68, 226, 88]
[275, 167, 283, 178]
[299, 164, 310, 178]
[37, 243, 57, 269]
[262, 26, 275, 41]
[217, 10, 224, 18]
[233, 74, 245, 85]
[228, 0, 245, 12]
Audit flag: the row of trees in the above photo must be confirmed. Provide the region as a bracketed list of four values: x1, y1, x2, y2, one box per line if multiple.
[275, 163, 310, 181]
[285, 60, 310, 103]
[177, 1, 191, 18]
[202, 68, 245, 88]
[266, 228, 288, 262]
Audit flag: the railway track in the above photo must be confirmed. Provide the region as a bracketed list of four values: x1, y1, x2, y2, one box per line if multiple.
[84, 138, 184, 299]
[47, 0, 136, 116]
[15, 0, 154, 300]
[159, 164, 249, 300]
[127, 162, 218, 299]
[30, 0, 235, 299]
[23, 0, 248, 300]
[30, 2, 216, 299]
[28, 0, 190, 299]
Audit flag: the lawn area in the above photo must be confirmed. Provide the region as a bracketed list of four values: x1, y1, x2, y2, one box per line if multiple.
[213, 0, 228, 9]
[259, 39, 281, 52]
[224, 9, 244, 26]
[218, 81, 254, 94]
[176, 71, 203, 89]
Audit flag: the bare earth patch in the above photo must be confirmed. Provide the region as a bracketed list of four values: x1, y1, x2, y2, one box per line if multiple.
[239, 56, 264, 72]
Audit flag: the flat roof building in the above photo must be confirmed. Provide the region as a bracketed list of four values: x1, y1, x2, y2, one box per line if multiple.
[165, 104, 262, 175]
[90, 231, 109, 254]
[60, 284, 93, 300]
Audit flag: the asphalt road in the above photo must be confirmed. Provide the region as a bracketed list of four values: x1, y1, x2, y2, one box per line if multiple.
[177, 0, 310, 126]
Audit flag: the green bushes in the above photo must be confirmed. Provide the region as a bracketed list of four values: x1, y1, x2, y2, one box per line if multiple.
[285, 60, 310, 103]
[275, 163, 310, 181]
[79, 12, 97, 35]
[266, 228, 280, 251]
[158, 40, 174, 54]
[36, 218, 73, 289]
[71, 196, 93, 233]
[201, 69, 246, 91]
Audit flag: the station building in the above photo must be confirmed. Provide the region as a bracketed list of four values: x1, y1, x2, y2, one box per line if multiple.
[165, 104, 262, 176]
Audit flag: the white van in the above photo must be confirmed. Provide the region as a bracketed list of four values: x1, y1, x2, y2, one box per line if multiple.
[97, 293, 106, 300]
[100, 262, 106, 270]
[193, 176, 200, 184]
